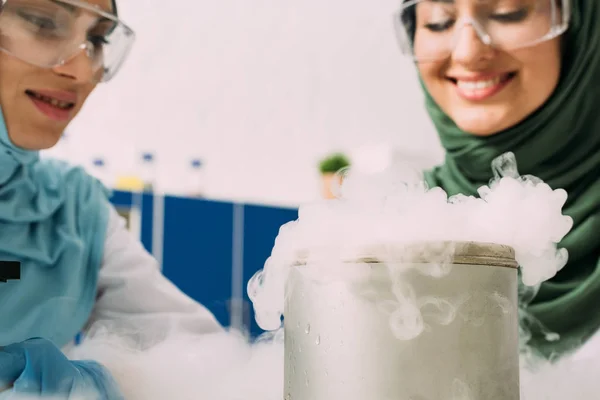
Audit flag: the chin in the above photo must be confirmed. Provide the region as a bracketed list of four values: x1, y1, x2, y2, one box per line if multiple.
[10, 130, 63, 151]
[451, 112, 513, 137]
[458, 125, 502, 137]
[37, 132, 63, 150]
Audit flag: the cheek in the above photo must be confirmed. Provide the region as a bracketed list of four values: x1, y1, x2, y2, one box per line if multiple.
[517, 43, 561, 110]
[417, 63, 446, 101]
[0, 55, 26, 107]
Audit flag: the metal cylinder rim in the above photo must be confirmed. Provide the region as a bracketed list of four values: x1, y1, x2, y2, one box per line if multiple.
[293, 240, 518, 269]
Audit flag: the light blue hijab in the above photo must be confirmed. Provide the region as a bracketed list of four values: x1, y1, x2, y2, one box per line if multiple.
[0, 108, 110, 348]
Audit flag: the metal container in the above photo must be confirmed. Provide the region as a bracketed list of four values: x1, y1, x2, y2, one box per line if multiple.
[284, 241, 520, 400]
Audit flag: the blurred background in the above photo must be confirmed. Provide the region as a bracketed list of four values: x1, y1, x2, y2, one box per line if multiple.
[41, 0, 444, 336]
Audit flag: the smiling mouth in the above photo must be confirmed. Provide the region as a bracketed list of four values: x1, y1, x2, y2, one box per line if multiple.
[447, 72, 518, 101]
[25, 90, 76, 110]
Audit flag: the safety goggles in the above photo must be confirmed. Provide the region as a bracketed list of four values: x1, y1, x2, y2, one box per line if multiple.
[393, 0, 570, 63]
[0, 0, 135, 82]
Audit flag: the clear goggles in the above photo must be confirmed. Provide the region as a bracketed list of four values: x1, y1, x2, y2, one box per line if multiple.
[393, 0, 570, 63]
[0, 0, 135, 82]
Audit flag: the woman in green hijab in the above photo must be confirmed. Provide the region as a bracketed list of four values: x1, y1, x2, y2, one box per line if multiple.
[394, 0, 600, 359]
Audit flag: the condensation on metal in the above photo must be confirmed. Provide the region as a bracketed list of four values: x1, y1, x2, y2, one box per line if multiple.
[293, 241, 518, 269]
[284, 240, 521, 400]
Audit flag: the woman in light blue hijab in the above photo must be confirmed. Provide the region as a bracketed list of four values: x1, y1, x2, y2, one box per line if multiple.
[0, 0, 221, 398]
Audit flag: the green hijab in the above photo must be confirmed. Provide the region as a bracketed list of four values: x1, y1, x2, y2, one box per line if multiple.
[423, 0, 600, 358]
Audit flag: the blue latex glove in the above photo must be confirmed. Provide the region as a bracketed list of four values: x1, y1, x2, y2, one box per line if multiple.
[0, 338, 124, 399]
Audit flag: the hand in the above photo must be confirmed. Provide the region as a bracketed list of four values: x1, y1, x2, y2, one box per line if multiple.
[0, 337, 124, 399]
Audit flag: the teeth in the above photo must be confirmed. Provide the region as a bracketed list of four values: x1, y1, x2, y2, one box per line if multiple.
[30, 92, 73, 110]
[457, 76, 502, 92]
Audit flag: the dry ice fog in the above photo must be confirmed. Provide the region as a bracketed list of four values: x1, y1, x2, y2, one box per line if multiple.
[62, 152, 600, 400]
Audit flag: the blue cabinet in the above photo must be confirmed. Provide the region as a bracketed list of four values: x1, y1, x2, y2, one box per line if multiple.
[108, 191, 298, 334]
[161, 196, 235, 328]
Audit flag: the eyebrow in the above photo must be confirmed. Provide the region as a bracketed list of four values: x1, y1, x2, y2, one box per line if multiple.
[50, 0, 77, 12]
[50, 0, 117, 30]
[49, 0, 114, 16]
[418, 0, 454, 3]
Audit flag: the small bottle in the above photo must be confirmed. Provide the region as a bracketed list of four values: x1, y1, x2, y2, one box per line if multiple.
[189, 158, 205, 198]
[129, 152, 155, 241]
[140, 152, 156, 193]
[90, 158, 113, 188]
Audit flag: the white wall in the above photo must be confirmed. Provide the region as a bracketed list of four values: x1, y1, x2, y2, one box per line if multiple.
[44, 0, 444, 207]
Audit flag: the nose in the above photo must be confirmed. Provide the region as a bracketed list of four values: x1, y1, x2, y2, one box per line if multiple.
[51, 44, 96, 84]
[451, 23, 495, 66]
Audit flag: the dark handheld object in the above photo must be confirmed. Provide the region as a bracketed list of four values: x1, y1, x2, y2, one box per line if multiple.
[0, 261, 20, 282]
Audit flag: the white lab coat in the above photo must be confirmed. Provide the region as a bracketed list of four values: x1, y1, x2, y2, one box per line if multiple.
[61, 205, 226, 397]
[83, 205, 223, 341]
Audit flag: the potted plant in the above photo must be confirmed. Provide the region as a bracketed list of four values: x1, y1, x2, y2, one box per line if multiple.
[318, 152, 350, 199]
